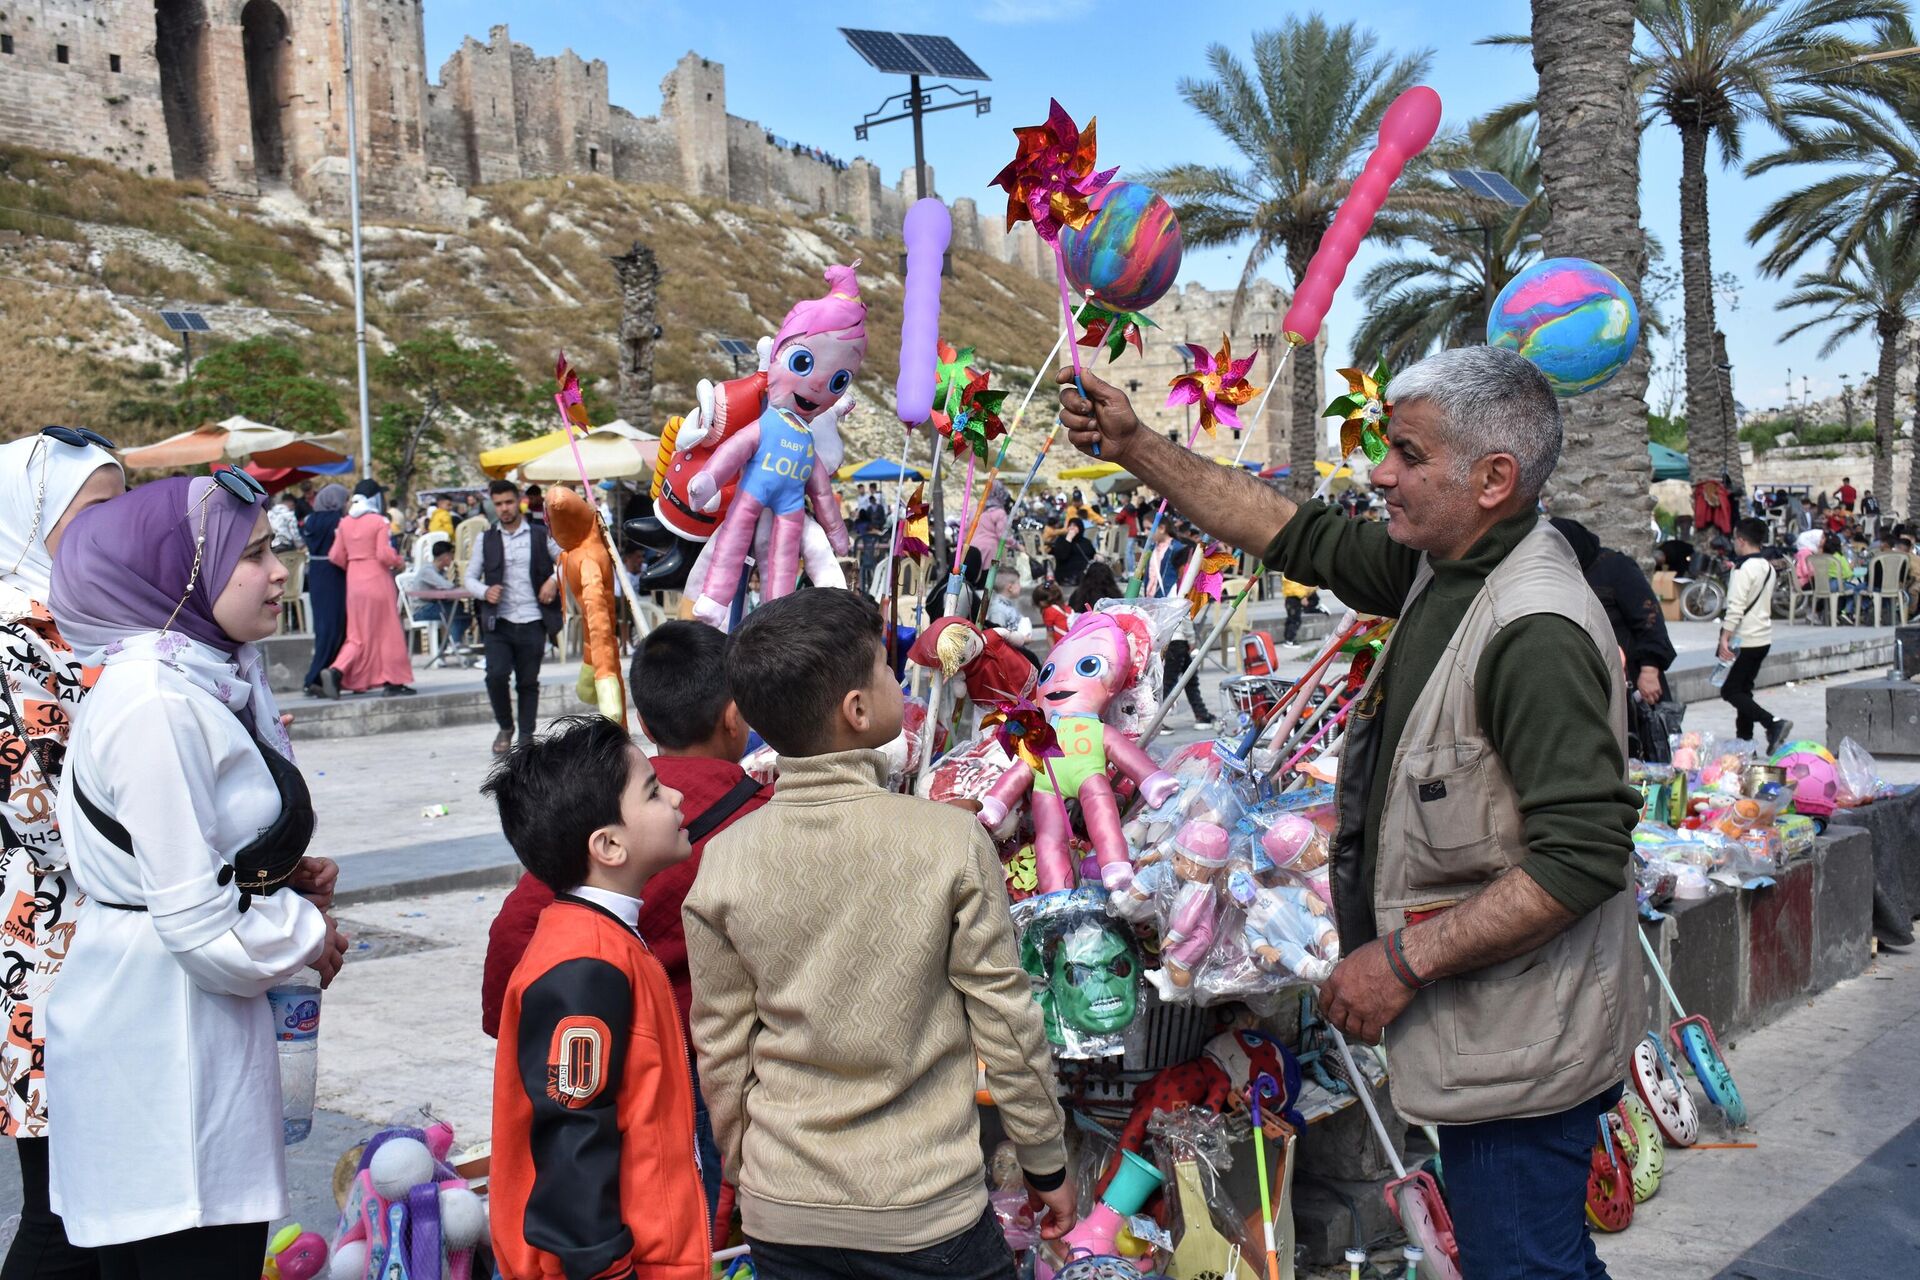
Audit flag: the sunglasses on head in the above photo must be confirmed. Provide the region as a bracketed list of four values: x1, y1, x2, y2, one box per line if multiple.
[211, 466, 268, 505]
[40, 425, 117, 451]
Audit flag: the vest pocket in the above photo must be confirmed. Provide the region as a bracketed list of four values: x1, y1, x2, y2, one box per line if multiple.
[1400, 743, 1501, 889]
[1439, 939, 1574, 1085]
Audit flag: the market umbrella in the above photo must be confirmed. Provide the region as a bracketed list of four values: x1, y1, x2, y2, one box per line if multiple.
[836, 458, 927, 483]
[1259, 460, 1353, 481]
[1648, 442, 1690, 482]
[243, 455, 357, 496]
[119, 415, 351, 470]
[1057, 461, 1126, 481]
[518, 421, 659, 483]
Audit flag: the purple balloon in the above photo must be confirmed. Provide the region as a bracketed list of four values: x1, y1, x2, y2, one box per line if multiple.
[897, 199, 951, 425]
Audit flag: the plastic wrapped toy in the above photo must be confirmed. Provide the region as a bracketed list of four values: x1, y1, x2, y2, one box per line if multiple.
[1141, 821, 1230, 998]
[1232, 870, 1338, 983]
[1014, 888, 1143, 1059]
[1119, 742, 1239, 870]
[979, 601, 1185, 892]
[330, 1123, 487, 1280]
[546, 486, 625, 724]
[668, 265, 865, 627]
[908, 615, 1039, 731]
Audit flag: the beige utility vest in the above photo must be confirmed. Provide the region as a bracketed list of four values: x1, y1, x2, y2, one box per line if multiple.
[1338, 521, 1637, 1125]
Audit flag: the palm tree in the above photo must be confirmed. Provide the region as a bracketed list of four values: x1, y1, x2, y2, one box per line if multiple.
[1636, 0, 1901, 495]
[1351, 124, 1546, 367]
[1143, 16, 1435, 493]
[1773, 217, 1920, 515]
[1745, 15, 1920, 273]
[1526, 0, 1657, 561]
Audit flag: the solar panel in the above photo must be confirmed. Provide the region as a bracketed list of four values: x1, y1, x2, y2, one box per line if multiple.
[899, 33, 987, 81]
[159, 310, 211, 332]
[840, 28, 927, 76]
[185, 312, 210, 332]
[1445, 167, 1530, 209]
[716, 337, 756, 357]
[160, 311, 188, 332]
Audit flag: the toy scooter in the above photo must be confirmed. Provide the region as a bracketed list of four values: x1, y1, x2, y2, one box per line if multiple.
[1637, 926, 1746, 1125]
[1327, 1029, 1461, 1280]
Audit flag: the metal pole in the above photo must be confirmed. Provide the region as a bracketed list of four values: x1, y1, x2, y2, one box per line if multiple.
[341, 0, 373, 478]
[909, 74, 927, 199]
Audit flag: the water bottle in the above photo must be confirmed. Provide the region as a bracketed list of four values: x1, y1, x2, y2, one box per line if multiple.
[268, 983, 321, 1145]
[1709, 635, 1742, 688]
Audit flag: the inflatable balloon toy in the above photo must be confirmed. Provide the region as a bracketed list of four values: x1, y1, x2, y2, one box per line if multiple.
[1058, 180, 1184, 314]
[1488, 257, 1641, 397]
[977, 601, 1185, 893]
[546, 485, 625, 725]
[908, 615, 1038, 737]
[632, 266, 865, 622]
[1014, 887, 1142, 1059]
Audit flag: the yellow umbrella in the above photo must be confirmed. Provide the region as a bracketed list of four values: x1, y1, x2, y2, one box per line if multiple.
[1057, 461, 1125, 481]
[480, 428, 575, 479]
[518, 421, 659, 483]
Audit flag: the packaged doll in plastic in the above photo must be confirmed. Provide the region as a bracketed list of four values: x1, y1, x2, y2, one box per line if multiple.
[1139, 822, 1232, 1000]
[1014, 888, 1143, 1059]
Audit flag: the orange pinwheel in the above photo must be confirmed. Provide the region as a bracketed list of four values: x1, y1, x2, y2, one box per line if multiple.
[989, 100, 1118, 244]
[1166, 336, 1261, 436]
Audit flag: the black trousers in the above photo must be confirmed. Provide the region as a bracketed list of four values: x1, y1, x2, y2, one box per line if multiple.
[483, 618, 547, 738]
[1, 1139, 97, 1280]
[1719, 643, 1776, 741]
[747, 1205, 1014, 1280]
[97, 1223, 267, 1280]
[1162, 639, 1210, 717]
[1283, 596, 1304, 643]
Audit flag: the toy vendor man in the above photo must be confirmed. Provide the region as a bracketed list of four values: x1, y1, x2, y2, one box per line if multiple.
[1058, 345, 1641, 1280]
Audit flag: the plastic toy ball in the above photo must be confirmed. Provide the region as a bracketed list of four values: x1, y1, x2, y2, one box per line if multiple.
[1487, 257, 1640, 396]
[1059, 182, 1184, 314]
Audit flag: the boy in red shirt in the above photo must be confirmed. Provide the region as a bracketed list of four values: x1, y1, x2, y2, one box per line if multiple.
[481, 622, 768, 1233]
[482, 715, 707, 1279]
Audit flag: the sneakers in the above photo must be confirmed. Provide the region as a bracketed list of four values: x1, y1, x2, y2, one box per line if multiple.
[1767, 718, 1793, 754]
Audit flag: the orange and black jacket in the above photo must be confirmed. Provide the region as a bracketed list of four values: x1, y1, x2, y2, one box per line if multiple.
[491, 896, 710, 1280]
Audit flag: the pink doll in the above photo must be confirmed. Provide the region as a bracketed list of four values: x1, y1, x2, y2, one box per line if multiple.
[978, 609, 1179, 892]
[1143, 820, 1230, 997]
[686, 264, 864, 627]
[1261, 812, 1332, 908]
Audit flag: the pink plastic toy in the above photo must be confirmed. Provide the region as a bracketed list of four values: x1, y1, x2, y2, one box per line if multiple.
[688, 264, 864, 627]
[262, 1225, 327, 1280]
[1145, 821, 1230, 996]
[978, 609, 1178, 892]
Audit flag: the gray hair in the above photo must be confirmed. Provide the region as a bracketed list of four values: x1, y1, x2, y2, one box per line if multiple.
[1387, 346, 1562, 499]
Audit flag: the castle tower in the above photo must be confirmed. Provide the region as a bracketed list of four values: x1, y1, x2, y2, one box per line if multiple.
[659, 52, 726, 199]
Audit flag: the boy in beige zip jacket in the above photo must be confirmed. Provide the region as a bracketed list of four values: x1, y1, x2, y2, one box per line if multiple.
[683, 589, 1073, 1278]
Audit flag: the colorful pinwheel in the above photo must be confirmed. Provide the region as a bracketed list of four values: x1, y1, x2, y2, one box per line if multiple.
[934, 340, 976, 419]
[943, 368, 1010, 461]
[989, 100, 1117, 244]
[1324, 357, 1394, 464]
[1077, 302, 1155, 363]
[982, 696, 1061, 772]
[894, 484, 932, 563]
[554, 352, 591, 430]
[1166, 336, 1261, 436]
[1185, 543, 1238, 618]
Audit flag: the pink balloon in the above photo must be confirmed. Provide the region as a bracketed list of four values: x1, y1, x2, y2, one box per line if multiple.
[1282, 85, 1443, 345]
[896, 199, 951, 426]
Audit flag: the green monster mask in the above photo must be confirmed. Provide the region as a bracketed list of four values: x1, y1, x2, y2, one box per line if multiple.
[1048, 921, 1139, 1034]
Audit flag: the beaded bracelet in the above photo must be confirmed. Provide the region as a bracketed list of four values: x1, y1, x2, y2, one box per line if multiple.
[1386, 928, 1434, 991]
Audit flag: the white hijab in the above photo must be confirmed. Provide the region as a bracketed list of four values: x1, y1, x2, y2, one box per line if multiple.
[0, 434, 123, 601]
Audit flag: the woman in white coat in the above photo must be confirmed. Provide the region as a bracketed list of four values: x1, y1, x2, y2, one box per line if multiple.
[0, 427, 124, 1277]
[45, 473, 348, 1278]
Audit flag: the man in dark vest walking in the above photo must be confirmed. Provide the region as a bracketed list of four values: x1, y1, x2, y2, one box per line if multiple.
[1059, 346, 1640, 1279]
[465, 479, 563, 754]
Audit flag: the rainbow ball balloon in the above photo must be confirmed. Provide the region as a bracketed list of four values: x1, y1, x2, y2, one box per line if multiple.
[1059, 181, 1183, 313]
[1486, 257, 1641, 396]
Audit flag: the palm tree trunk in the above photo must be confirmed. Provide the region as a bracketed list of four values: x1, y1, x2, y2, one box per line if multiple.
[1530, 0, 1653, 561]
[1676, 122, 1727, 491]
[1284, 239, 1320, 500]
[1880, 317, 1906, 516]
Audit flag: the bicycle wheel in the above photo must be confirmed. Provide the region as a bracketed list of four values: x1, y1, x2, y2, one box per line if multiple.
[1679, 579, 1725, 622]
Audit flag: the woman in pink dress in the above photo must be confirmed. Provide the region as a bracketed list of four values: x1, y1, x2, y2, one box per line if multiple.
[319, 496, 416, 697]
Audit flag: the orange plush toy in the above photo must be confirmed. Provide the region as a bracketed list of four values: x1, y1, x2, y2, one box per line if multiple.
[546, 486, 626, 725]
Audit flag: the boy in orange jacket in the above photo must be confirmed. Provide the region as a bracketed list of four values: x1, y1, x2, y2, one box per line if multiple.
[482, 715, 708, 1280]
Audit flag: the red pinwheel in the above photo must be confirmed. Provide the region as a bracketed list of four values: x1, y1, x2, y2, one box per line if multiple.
[1166, 335, 1261, 436]
[990, 100, 1118, 245]
[554, 352, 591, 430]
[982, 696, 1061, 772]
[1078, 302, 1155, 363]
[894, 483, 932, 563]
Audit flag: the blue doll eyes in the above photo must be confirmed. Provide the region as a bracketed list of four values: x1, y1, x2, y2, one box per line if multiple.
[829, 370, 852, 394]
[787, 348, 815, 375]
[1076, 654, 1106, 678]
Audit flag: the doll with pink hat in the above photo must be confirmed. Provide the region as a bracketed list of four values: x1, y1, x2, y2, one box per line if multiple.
[1144, 820, 1231, 998]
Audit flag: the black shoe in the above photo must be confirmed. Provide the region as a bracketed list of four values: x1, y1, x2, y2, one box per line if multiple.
[1767, 718, 1793, 755]
[492, 730, 512, 756]
[382, 684, 418, 698]
[319, 668, 342, 700]
[1193, 713, 1215, 727]
[304, 682, 326, 699]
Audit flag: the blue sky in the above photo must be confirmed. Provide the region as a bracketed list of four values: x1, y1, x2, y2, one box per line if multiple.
[421, 0, 1888, 420]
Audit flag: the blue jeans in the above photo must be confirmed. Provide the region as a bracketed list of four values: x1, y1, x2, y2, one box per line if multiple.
[695, 1080, 723, 1243]
[1436, 1084, 1620, 1279]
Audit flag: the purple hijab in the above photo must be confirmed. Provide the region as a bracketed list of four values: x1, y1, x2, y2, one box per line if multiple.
[50, 476, 263, 658]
